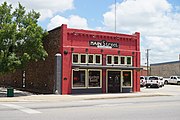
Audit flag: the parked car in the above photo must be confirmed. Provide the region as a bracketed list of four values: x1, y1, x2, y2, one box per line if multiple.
[159, 77, 164, 87]
[146, 76, 161, 88]
[164, 76, 180, 85]
[140, 76, 147, 87]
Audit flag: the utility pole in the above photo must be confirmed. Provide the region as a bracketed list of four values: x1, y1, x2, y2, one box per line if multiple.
[146, 49, 151, 76]
[115, 0, 117, 33]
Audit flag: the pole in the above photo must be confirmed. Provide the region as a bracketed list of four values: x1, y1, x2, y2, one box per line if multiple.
[54, 53, 62, 94]
[115, 0, 117, 33]
[146, 49, 150, 76]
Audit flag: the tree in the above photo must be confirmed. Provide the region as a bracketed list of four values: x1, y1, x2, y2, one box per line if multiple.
[0, 2, 48, 74]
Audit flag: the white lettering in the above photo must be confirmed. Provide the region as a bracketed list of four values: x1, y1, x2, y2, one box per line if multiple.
[89, 40, 119, 48]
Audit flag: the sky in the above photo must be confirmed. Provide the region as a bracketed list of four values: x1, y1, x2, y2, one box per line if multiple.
[1, 0, 180, 65]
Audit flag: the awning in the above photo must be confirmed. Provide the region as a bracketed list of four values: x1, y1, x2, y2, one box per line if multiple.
[72, 64, 142, 71]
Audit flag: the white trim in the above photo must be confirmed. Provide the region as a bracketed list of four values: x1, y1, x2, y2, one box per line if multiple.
[126, 56, 132, 66]
[72, 69, 103, 89]
[113, 55, 120, 65]
[120, 56, 126, 65]
[72, 53, 102, 65]
[95, 54, 102, 65]
[73, 54, 133, 66]
[121, 70, 133, 87]
[72, 53, 79, 64]
[88, 54, 94, 64]
[72, 69, 87, 89]
[80, 54, 87, 64]
[106, 55, 113, 65]
[87, 69, 102, 88]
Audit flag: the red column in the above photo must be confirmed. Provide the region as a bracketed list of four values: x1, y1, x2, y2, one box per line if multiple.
[61, 24, 72, 94]
[133, 32, 140, 92]
[135, 32, 140, 92]
[102, 69, 106, 93]
[136, 52, 141, 92]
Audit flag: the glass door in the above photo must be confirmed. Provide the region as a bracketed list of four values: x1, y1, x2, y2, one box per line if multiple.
[107, 71, 121, 93]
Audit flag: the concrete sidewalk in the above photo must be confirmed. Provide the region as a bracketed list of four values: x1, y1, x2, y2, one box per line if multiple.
[0, 87, 171, 102]
[0, 87, 32, 97]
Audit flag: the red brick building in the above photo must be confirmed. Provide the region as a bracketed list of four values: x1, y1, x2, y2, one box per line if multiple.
[0, 24, 141, 94]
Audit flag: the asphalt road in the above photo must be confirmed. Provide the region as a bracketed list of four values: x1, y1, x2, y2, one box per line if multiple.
[0, 85, 180, 120]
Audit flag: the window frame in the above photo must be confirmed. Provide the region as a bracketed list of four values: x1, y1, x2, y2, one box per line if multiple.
[106, 55, 113, 65]
[80, 54, 87, 64]
[113, 55, 120, 65]
[72, 69, 87, 89]
[120, 56, 126, 65]
[126, 56, 132, 66]
[95, 54, 102, 65]
[88, 69, 102, 88]
[72, 53, 79, 64]
[121, 70, 132, 87]
[88, 54, 95, 64]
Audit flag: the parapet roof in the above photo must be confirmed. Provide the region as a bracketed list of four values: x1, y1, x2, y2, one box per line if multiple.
[151, 61, 180, 66]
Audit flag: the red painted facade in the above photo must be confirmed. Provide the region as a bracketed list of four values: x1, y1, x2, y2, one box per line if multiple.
[59, 24, 140, 94]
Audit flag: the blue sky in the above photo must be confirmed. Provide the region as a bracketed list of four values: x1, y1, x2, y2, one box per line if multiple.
[38, 0, 121, 29]
[1, 0, 180, 65]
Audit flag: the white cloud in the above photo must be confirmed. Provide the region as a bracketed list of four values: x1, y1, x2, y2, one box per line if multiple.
[68, 15, 88, 29]
[102, 0, 180, 65]
[0, 0, 74, 21]
[47, 15, 89, 30]
[47, 15, 68, 30]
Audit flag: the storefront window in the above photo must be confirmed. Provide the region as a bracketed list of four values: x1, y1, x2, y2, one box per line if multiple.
[80, 54, 87, 64]
[127, 56, 132, 65]
[120, 56, 125, 65]
[122, 71, 132, 87]
[114, 56, 119, 65]
[88, 70, 101, 87]
[107, 55, 112, 64]
[73, 70, 86, 88]
[95, 54, 102, 64]
[88, 54, 94, 64]
[72, 54, 79, 64]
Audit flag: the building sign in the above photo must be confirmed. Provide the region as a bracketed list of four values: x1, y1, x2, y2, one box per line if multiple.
[89, 40, 119, 48]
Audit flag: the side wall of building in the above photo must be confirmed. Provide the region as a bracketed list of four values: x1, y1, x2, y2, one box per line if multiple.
[0, 70, 22, 88]
[151, 62, 180, 77]
[0, 27, 61, 93]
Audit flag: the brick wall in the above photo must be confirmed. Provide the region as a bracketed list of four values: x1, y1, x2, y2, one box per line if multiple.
[0, 27, 61, 93]
[24, 27, 61, 93]
[0, 70, 22, 88]
[150, 62, 180, 77]
[140, 69, 147, 76]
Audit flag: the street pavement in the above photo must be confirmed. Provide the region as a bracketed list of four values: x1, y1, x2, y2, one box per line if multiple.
[0, 85, 180, 120]
[0, 85, 178, 102]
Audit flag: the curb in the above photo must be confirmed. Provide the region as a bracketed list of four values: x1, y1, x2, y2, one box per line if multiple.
[0, 93, 171, 102]
[84, 94, 171, 100]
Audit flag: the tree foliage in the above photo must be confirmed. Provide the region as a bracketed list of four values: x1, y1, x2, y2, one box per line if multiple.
[0, 2, 48, 74]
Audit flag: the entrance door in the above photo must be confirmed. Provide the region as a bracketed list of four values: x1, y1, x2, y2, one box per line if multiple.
[107, 71, 121, 93]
